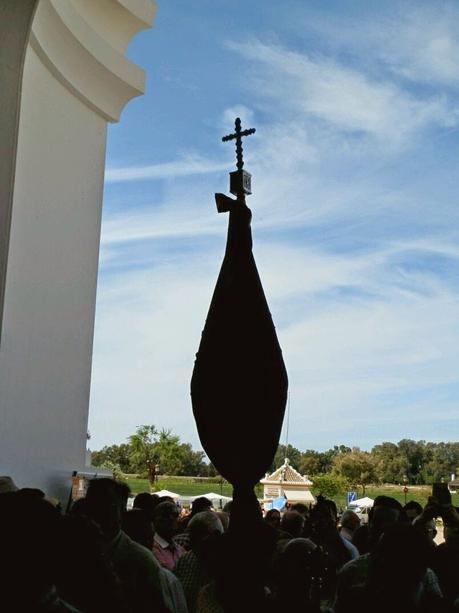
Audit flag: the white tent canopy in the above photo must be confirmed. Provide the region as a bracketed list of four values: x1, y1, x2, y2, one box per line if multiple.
[154, 489, 180, 500]
[192, 492, 232, 502]
[349, 496, 374, 509]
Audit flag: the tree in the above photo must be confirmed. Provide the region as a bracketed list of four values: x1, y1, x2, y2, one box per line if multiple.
[272, 444, 302, 471]
[298, 450, 323, 476]
[397, 439, 426, 483]
[372, 442, 409, 483]
[153, 429, 183, 475]
[91, 443, 133, 473]
[423, 442, 459, 483]
[129, 425, 161, 488]
[177, 443, 206, 476]
[333, 449, 378, 495]
[311, 473, 350, 499]
[97, 460, 126, 481]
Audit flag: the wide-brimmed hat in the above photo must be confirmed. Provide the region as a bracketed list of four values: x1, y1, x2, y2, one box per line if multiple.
[0, 476, 19, 494]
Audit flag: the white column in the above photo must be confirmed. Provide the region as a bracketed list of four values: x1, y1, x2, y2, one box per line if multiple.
[0, 0, 155, 502]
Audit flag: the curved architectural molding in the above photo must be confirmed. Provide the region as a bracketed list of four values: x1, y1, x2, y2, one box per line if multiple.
[0, 0, 40, 345]
[29, 0, 155, 122]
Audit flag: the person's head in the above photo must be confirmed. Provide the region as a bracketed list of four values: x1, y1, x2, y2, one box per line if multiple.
[191, 497, 212, 515]
[273, 538, 321, 604]
[403, 500, 423, 522]
[413, 515, 437, 544]
[369, 496, 403, 543]
[17, 487, 45, 501]
[56, 514, 126, 613]
[122, 509, 154, 549]
[281, 510, 305, 538]
[264, 508, 281, 529]
[290, 503, 309, 517]
[216, 511, 230, 532]
[222, 500, 233, 515]
[115, 481, 131, 512]
[85, 478, 122, 540]
[0, 493, 61, 606]
[340, 509, 361, 534]
[188, 511, 223, 552]
[153, 501, 180, 541]
[370, 524, 430, 594]
[310, 497, 338, 532]
[157, 495, 174, 505]
[444, 507, 459, 544]
[133, 492, 159, 521]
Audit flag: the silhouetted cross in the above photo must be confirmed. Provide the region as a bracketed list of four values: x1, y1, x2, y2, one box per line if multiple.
[222, 118, 256, 171]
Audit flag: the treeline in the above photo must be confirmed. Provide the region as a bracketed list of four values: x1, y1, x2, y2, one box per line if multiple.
[274, 440, 459, 489]
[91, 425, 459, 489]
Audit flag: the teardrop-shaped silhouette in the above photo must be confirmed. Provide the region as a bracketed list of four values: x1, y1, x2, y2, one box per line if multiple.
[191, 197, 288, 490]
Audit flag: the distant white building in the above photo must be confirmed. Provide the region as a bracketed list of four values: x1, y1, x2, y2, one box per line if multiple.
[261, 458, 315, 506]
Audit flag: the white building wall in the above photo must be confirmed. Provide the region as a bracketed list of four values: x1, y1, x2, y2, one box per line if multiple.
[0, 47, 106, 500]
[0, 0, 155, 503]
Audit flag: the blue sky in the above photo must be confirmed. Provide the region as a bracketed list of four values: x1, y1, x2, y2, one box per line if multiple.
[88, 0, 459, 453]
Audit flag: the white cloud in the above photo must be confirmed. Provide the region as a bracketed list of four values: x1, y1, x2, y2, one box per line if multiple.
[105, 154, 230, 183]
[227, 39, 457, 148]
[299, 4, 459, 87]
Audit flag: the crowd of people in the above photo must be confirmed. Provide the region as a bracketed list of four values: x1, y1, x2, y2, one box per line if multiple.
[0, 474, 458, 612]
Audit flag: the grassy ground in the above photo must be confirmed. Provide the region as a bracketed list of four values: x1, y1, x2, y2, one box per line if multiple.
[125, 476, 432, 509]
[330, 484, 432, 511]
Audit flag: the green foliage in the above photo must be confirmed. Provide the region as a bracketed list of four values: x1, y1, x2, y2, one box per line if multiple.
[333, 448, 378, 495]
[91, 429, 458, 487]
[272, 444, 302, 471]
[372, 442, 409, 483]
[311, 473, 350, 498]
[97, 460, 126, 482]
[129, 425, 160, 487]
[91, 443, 133, 473]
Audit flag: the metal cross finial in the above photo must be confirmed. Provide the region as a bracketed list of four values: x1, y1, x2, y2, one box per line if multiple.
[222, 117, 256, 171]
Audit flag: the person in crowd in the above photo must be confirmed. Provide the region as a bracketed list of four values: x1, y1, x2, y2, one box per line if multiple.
[0, 492, 80, 612]
[123, 508, 155, 550]
[268, 537, 322, 612]
[279, 510, 305, 540]
[291, 502, 310, 517]
[339, 509, 361, 559]
[404, 500, 424, 522]
[307, 497, 352, 607]
[335, 523, 443, 613]
[215, 511, 229, 532]
[133, 492, 160, 522]
[153, 501, 186, 570]
[352, 495, 405, 554]
[339, 509, 360, 543]
[176, 497, 213, 550]
[85, 478, 166, 612]
[174, 511, 224, 613]
[115, 481, 132, 512]
[263, 508, 281, 531]
[56, 514, 128, 613]
[431, 505, 459, 605]
[123, 508, 188, 613]
[412, 509, 438, 547]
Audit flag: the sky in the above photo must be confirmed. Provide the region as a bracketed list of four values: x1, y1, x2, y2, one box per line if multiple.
[88, 0, 459, 454]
